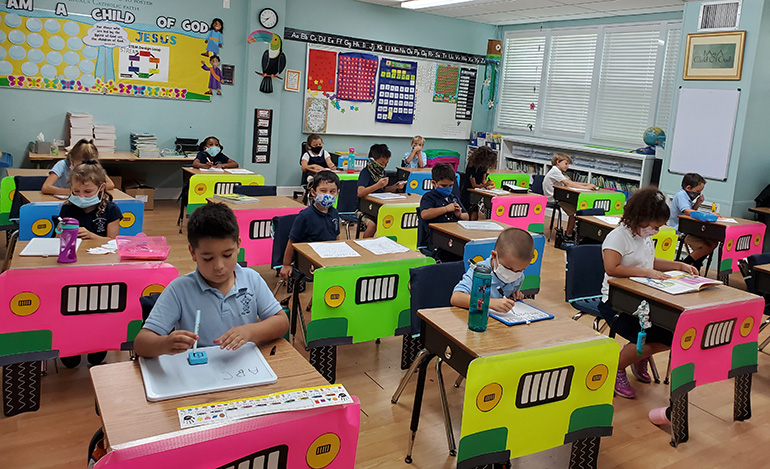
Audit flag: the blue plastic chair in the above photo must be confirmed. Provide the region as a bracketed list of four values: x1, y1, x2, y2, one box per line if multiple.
[565, 244, 606, 332]
[233, 185, 277, 196]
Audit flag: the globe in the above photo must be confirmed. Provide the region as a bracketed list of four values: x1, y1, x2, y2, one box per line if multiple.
[643, 127, 666, 147]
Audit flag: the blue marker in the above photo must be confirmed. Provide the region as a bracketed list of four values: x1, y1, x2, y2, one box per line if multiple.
[188, 309, 208, 365]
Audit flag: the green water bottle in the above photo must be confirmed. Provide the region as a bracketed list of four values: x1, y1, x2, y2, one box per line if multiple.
[468, 264, 492, 332]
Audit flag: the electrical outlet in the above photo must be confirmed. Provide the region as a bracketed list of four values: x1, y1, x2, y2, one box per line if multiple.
[223, 0, 230, 8]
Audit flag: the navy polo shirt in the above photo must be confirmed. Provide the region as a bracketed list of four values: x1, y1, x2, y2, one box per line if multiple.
[417, 188, 466, 250]
[357, 166, 384, 194]
[289, 204, 340, 243]
[195, 150, 231, 166]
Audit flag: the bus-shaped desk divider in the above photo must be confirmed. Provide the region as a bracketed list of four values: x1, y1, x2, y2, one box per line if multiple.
[577, 191, 625, 216]
[718, 223, 765, 279]
[0, 262, 178, 416]
[463, 233, 545, 297]
[19, 198, 145, 240]
[651, 226, 678, 261]
[376, 204, 420, 250]
[232, 207, 305, 267]
[458, 337, 618, 469]
[490, 194, 547, 233]
[405, 172, 461, 196]
[187, 173, 265, 214]
[668, 296, 764, 446]
[0, 176, 14, 222]
[486, 173, 530, 191]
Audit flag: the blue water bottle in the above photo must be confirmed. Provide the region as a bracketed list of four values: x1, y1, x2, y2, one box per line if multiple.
[468, 264, 492, 332]
[347, 148, 355, 173]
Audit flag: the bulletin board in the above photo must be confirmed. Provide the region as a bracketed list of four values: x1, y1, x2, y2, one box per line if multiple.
[0, 4, 218, 101]
[302, 44, 480, 140]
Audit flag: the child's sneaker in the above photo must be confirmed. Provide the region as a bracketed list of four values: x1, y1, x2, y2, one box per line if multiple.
[649, 407, 671, 425]
[631, 357, 652, 383]
[615, 369, 636, 399]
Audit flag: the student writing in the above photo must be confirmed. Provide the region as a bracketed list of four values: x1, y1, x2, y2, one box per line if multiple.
[42, 139, 115, 195]
[418, 163, 468, 254]
[668, 172, 719, 271]
[357, 143, 406, 238]
[542, 152, 596, 242]
[193, 136, 239, 169]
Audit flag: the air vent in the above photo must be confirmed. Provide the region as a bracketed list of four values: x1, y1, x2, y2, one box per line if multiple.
[61, 283, 127, 315]
[356, 275, 398, 304]
[699, 1, 741, 31]
[701, 318, 736, 349]
[249, 220, 272, 239]
[593, 199, 611, 212]
[422, 179, 434, 190]
[517, 366, 573, 408]
[735, 234, 750, 252]
[214, 182, 242, 195]
[402, 212, 419, 229]
[216, 444, 288, 469]
[508, 203, 529, 218]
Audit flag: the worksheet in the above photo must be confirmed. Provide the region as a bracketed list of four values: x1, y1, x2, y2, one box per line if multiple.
[309, 242, 361, 258]
[354, 237, 410, 255]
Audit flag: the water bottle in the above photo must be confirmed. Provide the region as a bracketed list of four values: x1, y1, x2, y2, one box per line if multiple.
[347, 148, 355, 173]
[56, 217, 79, 263]
[468, 264, 492, 332]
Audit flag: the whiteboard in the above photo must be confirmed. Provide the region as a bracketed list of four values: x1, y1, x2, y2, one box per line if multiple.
[302, 44, 478, 140]
[668, 88, 740, 180]
[139, 343, 277, 401]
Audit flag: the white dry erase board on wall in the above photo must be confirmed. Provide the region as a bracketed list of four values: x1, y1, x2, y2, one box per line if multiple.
[668, 88, 740, 181]
[138, 343, 277, 401]
[302, 44, 479, 140]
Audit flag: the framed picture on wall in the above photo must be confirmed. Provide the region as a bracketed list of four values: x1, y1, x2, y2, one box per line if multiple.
[683, 30, 746, 80]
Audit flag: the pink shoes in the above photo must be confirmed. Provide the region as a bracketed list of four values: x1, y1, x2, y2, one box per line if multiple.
[615, 369, 636, 399]
[649, 407, 671, 425]
[631, 357, 652, 383]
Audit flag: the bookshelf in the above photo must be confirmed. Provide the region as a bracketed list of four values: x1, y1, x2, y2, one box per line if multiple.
[499, 136, 655, 196]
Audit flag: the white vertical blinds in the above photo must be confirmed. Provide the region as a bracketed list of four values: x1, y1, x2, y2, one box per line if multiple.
[541, 32, 597, 136]
[592, 28, 661, 145]
[497, 36, 545, 131]
[655, 28, 682, 131]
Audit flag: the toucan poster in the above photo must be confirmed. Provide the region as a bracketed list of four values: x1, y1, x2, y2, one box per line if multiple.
[0, 1, 219, 101]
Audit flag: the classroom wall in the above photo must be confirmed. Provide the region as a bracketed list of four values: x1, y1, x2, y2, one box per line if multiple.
[657, 0, 768, 217]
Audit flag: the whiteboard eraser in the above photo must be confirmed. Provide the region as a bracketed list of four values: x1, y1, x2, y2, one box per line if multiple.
[188, 351, 208, 365]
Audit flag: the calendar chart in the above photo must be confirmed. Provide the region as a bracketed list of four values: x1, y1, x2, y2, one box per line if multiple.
[375, 59, 417, 125]
[337, 52, 378, 102]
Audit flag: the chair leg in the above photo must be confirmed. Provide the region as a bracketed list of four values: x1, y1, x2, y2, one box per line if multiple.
[435, 358, 457, 456]
[664, 350, 672, 385]
[571, 312, 584, 321]
[759, 333, 770, 352]
[392, 348, 428, 404]
[649, 357, 660, 384]
[453, 375, 463, 388]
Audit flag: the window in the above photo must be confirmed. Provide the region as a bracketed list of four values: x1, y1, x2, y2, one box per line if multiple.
[497, 21, 682, 148]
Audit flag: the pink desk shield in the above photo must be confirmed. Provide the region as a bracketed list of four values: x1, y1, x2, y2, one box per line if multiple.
[234, 207, 304, 266]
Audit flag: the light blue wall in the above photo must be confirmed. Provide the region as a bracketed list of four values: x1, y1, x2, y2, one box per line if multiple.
[499, 11, 683, 32]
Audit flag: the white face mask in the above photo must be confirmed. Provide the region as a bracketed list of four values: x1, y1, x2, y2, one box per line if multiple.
[639, 226, 659, 238]
[493, 258, 523, 284]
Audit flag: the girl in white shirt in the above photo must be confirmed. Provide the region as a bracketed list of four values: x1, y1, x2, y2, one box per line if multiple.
[599, 187, 697, 400]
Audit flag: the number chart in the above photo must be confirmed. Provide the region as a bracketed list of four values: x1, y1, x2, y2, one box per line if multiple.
[375, 58, 417, 125]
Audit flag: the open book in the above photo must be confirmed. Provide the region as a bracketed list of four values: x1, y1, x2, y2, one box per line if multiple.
[630, 271, 721, 295]
[489, 301, 554, 326]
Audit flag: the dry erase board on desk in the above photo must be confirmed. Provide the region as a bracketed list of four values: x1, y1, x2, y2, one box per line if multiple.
[139, 343, 277, 401]
[668, 88, 740, 180]
[302, 44, 479, 140]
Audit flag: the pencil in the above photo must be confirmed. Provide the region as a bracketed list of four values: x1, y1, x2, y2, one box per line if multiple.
[193, 309, 201, 354]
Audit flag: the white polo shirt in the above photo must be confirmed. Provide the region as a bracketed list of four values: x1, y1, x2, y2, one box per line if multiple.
[600, 223, 654, 302]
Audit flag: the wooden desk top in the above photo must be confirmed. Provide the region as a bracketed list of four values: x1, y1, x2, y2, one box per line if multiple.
[755, 264, 770, 276]
[554, 186, 615, 195]
[10, 238, 155, 269]
[608, 277, 759, 311]
[294, 239, 424, 269]
[20, 189, 133, 203]
[29, 152, 190, 162]
[488, 169, 527, 175]
[419, 306, 601, 358]
[398, 167, 431, 173]
[206, 195, 304, 210]
[576, 215, 620, 230]
[749, 207, 770, 216]
[468, 188, 530, 197]
[429, 221, 508, 243]
[678, 214, 760, 227]
[91, 340, 328, 448]
[332, 151, 368, 157]
[363, 192, 421, 206]
[183, 168, 261, 176]
[5, 168, 50, 177]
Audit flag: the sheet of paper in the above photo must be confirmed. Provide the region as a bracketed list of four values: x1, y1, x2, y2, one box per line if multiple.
[717, 217, 737, 223]
[457, 221, 504, 231]
[54, 194, 69, 200]
[199, 167, 225, 173]
[569, 188, 593, 192]
[368, 193, 407, 200]
[19, 238, 82, 256]
[479, 188, 509, 195]
[224, 168, 254, 174]
[354, 237, 410, 255]
[594, 216, 620, 225]
[309, 242, 361, 258]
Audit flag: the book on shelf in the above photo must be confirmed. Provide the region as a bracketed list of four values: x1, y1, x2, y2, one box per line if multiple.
[630, 271, 722, 295]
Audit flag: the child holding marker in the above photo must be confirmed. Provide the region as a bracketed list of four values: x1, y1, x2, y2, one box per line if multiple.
[42, 139, 115, 195]
[134, 203, 288, 357]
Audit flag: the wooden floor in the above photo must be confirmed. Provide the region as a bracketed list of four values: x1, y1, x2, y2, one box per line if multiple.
[1, 200, 768, 468]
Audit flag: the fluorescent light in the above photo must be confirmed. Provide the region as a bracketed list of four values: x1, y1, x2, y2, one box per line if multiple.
[401, 0, 472, 9]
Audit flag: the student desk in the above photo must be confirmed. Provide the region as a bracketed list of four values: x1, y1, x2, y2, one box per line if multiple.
[429, 220, 508, 259]
[29, 151, 191, 167]
[486, 190, 547, 233]
[90, 339, 360, 468]
[183, 167, 265, 215]
[607, 278, 763, 447]
[360, 193, 421, 249]
[334, 168, 361, 181]
[676, 215, 766, 284]
[406, 306, 618, 468]
[486, 169, 531, 191]
[292, 240, 433, 383]
[748, 206, 770, 251]
[755, 264, 770, 295]
[206, 196, 305, 267]
[396, 166, 429, 182]
[0, 239, 178, 417]
[398, 167, 461, 196]
[575, 215, 678, 260]
[1, 169, 51, 226]
[17, 189, 143, 240]
[6, 168, 50, 177]
[553, 186, 625, 215]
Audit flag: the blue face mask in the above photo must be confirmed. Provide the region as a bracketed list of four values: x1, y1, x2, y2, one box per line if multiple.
[69, 193, 101, 208]
[314, 193, 336, 208]
[205, 145, 221, 157]
[435, 185, 453, 197]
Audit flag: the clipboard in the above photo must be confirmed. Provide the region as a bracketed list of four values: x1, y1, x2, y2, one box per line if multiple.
[489, 301, 554, 326]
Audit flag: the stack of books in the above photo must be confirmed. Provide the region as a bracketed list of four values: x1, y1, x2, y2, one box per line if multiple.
[93, 124, 116, 154]
[130, 133, 159, 158]
[67, 112, 94, 145]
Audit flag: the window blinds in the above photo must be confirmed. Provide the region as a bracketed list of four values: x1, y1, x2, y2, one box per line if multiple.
[497, 35, 545, 131]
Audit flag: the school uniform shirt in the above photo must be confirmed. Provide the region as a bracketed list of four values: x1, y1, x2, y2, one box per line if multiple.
[59, 201, 122, 238]
[50, 159, 71, 189]
[460, 165, 487, 208]
[402, 150, 426, 168]
[301, 150, 332, 169]
[289, 204, 340, 243]
[418, 188, 466, 250]
[357, 166, 384, 194]
[454, 257, 525, 298]
[143, 264, 282, 347]
[543, 165, 567, 202]
[668, 188, 694, 231]
[195, 150, 231, 166]
[600, 223, 654, 302]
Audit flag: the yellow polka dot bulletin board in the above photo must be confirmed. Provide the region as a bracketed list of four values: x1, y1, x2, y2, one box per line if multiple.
[0, 1, 218, 101]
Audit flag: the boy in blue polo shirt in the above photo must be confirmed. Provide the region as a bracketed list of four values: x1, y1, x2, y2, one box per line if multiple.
[280, 171, 341, 280]
[134, 203, 288, 357]
[418, 163, 468, 254]
[668, 172, 719, 270]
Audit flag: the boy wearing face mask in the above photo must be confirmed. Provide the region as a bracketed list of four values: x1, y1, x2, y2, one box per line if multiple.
[280, 171, 341, 280]
[418, 163, 468, 254]
[668, 173, 719, 271]
[451, 227, 535, 313]
[193, 136, 239, 169]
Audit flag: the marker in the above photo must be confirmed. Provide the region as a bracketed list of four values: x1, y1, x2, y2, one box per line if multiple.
[193, 309, 201, 354]
[711, 203, 716, 213]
